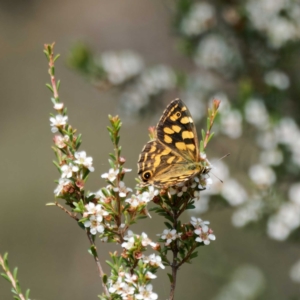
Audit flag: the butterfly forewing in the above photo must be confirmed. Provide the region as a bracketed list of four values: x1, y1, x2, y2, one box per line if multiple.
[156, 99, 199, 162]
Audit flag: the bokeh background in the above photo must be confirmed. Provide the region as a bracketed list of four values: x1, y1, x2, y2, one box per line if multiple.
[1, 0, 300, 299]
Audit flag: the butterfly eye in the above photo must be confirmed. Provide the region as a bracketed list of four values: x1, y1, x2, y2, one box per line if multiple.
[142, 171, 152, 181]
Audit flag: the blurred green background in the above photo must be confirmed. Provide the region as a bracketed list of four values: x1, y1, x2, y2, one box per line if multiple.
[1, 0, 300, 299]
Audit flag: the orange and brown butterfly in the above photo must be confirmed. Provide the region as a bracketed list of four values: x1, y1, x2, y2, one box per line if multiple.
[137, 98, 211, 188]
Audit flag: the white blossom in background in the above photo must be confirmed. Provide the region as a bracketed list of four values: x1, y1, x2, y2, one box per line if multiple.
[274, 117, 300, 146]
[220, 109, 242, 139]
[139, 65, 176, 96]
[259, 148, 283, 166]
[120, 85, 150, 115]
[190, 193, 210, 214]
[245, 0, 300, 48]
[213, 265, 265, 300]
[289, 183, 300, 205]
[180, 2, 216, 36]
[256, 130, 278, 150]
[244, 99, 269, 129]
[136, 284, 158, 300]
[267, 215, 291, 241]
[101, 168, 119, 182]
[195, 34, 234, 70]
[264, 70, 290, 90]
[248, 164, 276, 187]
[100, 50, 144, 85]
[60, 163, 79, 178]
[50, 114, 68, 133]
[232, 196, 263, 227]
[221, 179, 248, 206]
[74, 151, 94, 172]
[54, 178, 72, 196]
[290, 259, 300, 283]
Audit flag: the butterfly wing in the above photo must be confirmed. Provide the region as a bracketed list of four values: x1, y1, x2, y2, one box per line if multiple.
[156, 98, 199, 162]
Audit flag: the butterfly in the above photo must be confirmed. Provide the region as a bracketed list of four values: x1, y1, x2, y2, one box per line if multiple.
[137, 98, 210, 188]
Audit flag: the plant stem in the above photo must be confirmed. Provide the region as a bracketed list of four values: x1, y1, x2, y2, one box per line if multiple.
[0, 254, 26, 300]
[86, 232, 110, 297]
[169, 210, 178, 300]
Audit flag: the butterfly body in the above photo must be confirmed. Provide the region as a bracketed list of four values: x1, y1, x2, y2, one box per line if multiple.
[138, 99, 210, 188]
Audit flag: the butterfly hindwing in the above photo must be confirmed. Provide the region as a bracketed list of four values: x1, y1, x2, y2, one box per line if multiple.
[137, 140, 198, 187]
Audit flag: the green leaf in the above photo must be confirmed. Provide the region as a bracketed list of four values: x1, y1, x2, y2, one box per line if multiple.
[45, 83, 54, 93]
[54, 54, 60, 62]
[167, 273, 173, 283]
[102, 274, 108, 284]
[57, 79, 61, 91]
[25, 289, 30, 300]
[207, 132, 214, 143]
[13, 267, 18, 280]
[1, 273, 11, 283]
[201, 129, 205, 141]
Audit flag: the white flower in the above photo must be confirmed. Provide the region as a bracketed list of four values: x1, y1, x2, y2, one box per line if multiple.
[190, 217, 210, 231]
[113, 181, 132, 197]
[50, 114, 68, 133]
[108, 277, 125, 294]
[53, 102, 64, 110]
[264, 70, 290, 90]
[84, 202, 109, 220]
[244, 99, 269, 129]
[60, 163, 79, 178]
[101, 168, 119, 182]
[121, 236, 135, 250]
[159, 229, 179, 245]
[195, 227, 216, 245]
[124, 273, 138, 284]
[220, 109, 242, 139]
[198, 174, 213, 190]
[181, 2, 215, 36]
[54, 178, 72, 196]
[124, 230, 135, 241]
[146, 271, 157, 279]
[221, 179, 248, 206]
[142, 186, 159, 202]
[141, 232, 156, 247]
[274, 202, 300, 231]
[136, 284, 158, 300]
[125, 194, 143, 210]
[142, 254, 165, 269]
[74, 151, 94, 172]
[248, 164, 276, 187]
[84, 215, 104, 235]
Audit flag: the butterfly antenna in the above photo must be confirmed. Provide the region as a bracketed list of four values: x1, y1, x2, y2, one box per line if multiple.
[217, 153, 230, 161]
[211, 171, 223, 183]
